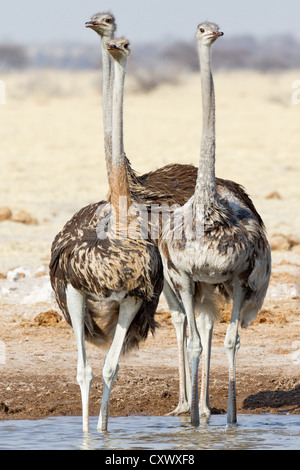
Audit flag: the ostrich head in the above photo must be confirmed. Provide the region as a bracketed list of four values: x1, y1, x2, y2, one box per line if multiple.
[107, 38, 130, 63]
[196, 22, 223, 45]
[85, 12, 116, 37]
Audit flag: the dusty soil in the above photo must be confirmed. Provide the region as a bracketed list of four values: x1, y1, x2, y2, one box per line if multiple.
[0, 260, 300, 422]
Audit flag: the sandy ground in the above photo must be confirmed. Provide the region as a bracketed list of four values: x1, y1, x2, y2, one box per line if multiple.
[0, 69, 300, 422]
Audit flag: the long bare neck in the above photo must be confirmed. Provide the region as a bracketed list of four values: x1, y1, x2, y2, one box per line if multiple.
[109, 57, 131, 212]
[101, 35, 114, 179]
[194, 43, 217, 207]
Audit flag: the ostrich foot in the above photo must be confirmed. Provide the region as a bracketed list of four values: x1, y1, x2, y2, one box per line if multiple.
[167, 401, 190, 416]
[199, 409, 211, 424]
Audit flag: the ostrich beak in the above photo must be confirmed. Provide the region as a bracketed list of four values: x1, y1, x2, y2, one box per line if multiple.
[107, 44, 119, 51]
[85, 21, 104, 29]
[205, 31, 224, 39]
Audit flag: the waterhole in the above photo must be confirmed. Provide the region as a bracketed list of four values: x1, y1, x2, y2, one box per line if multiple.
[0, 414, 299, 450]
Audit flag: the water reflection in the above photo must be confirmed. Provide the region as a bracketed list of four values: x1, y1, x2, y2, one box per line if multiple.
[0, 414, 299, 450]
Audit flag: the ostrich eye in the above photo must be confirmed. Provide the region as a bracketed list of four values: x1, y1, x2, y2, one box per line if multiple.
[199, 28, 205, 33]
[105, 18, 112, 24]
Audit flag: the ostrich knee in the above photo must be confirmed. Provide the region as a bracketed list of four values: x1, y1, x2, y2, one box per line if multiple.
[77, 363, 93, 390]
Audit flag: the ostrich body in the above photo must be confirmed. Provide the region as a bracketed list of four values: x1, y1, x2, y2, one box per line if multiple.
[160, 22, 271, 426]
[85, 13, 270, 418]
[49, 37, 163, 433]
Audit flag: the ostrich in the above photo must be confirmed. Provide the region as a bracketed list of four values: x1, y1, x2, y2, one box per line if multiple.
[85, 11, 195, 412]
[85, 13, 271, 419]
[49, 37, 163, 433]
[160, 22, 271, 426]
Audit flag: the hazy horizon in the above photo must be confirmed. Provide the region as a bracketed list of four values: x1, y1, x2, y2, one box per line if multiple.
[1, 0, 300, 46]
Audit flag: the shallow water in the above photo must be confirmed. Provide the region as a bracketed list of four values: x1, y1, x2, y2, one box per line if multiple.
[0, 414, 299, 450]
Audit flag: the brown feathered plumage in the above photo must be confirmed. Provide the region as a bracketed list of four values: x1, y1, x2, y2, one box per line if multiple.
[50, 200, 163, 353]
[50, 160, 264, 346]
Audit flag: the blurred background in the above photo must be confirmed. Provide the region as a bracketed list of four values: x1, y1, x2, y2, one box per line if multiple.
[1, 0, 300, 75]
